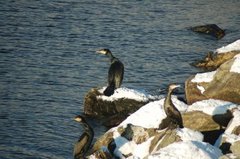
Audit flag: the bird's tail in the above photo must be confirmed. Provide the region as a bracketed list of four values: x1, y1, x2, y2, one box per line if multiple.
[104, 83, 115, 96]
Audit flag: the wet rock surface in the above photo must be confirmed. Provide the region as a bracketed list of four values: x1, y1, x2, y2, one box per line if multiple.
[190, 24, 225, 39]
[192, 51, 240, 70]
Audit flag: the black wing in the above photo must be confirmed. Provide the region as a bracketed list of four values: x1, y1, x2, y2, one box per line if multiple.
[108, 60, 124, 88]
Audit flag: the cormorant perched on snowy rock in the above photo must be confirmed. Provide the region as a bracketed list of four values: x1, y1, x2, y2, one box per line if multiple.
[73, 115, 94, 159]
[163, 84, 184, 128]
[96, 48, 124, 96]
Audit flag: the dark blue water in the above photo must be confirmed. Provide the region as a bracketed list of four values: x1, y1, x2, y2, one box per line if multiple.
[0, 0, 239, 158]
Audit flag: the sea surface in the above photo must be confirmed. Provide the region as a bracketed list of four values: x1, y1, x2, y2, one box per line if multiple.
[0, 0, 239, 158]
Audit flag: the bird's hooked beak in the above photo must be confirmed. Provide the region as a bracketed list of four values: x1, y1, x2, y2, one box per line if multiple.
[74, 117, 82, 122]
[96, 50, 107, 55]
[175, 84, 181, 88]
[170, 84, 181, 90]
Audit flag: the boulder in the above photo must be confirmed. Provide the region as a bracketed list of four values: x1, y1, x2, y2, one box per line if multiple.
[190, 24, 225, 39]
[182, 111, 233, 131]
[84, 87, 161, 118]
[185, 54, 240, 104]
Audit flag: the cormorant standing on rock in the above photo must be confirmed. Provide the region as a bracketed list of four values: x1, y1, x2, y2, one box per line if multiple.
[73, 115, 94, 159]
[96, 49, 124, 96]
[163, 84, 184, 128]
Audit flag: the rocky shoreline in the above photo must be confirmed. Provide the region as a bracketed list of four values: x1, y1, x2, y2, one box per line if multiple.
[82, 39, 240, 159]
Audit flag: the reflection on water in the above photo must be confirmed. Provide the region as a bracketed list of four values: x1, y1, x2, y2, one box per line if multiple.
[0, 0, 240, 158]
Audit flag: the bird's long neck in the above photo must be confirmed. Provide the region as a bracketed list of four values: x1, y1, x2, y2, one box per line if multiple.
[83, 122, 94, 138]
[107, 52, 115, 62]
[166, 89, 173, 105]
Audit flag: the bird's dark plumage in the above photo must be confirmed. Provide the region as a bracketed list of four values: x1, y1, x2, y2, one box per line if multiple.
[163, 84, 183, 129]
[97, 49, 124, 96]
[73, 115, 94, 159]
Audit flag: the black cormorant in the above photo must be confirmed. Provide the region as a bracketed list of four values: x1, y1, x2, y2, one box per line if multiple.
[73, 115, 94, 159]
[163, 84, 184, 128]
[96, 48, 124, 96]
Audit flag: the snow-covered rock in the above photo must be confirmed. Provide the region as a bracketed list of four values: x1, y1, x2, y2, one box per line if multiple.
[216, 40, 240, 54]
[84, 87, 162, 118]
[89, 95, 240, 158]
[186, 40, 240, 104]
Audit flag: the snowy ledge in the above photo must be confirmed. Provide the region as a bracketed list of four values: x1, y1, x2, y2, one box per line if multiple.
[116, 96, 188, 129]
[230, 53, 240, 73]
[215, 39, 240, 53]
[191, 70, 217, 83]
[97, 87, 162, 102]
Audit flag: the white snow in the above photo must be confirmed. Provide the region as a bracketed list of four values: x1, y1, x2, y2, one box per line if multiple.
[176, 128, 203, 141]
[230, 53, 240, 73]
[191, 70, 217, 83]
[110, 128, 204, 159]
[197, 85, 205, 94]
[187, 99, 237, 115]
[119, 97, 188, 129]
[224, 133, 240, 144]
[148, 141, 222, 159]
[97, 87, 162, 102]
[96, 86, 240, 158]
[119, 100, 166, 129]
[131, 136, 155, 158]
[215, 39, 240, 53]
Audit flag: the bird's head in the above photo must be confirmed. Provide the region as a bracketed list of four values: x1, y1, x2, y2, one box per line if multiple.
[168, 83, 181, 91]
[74, 115, 85, 123]
[96, 48, 111, 55]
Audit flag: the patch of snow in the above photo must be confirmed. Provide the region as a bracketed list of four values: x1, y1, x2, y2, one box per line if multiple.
[113, 131, 136, 158]
[119, 97, 188, 129]
[216, 39, 240, 53]
[223, 133, 240, 144]
[187, 99, 237, 115]
[171, 95, 188, 112]
[176, 128, 203, 141]
[148, 141, 222, 159]
[197, 85, 205, 94]
[230, 54, 240, 73]
[191, 71, 217, 83]
[119, 100, 166, 129]
[132, 136, 155, 158]
[97, 87, 162, 102]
